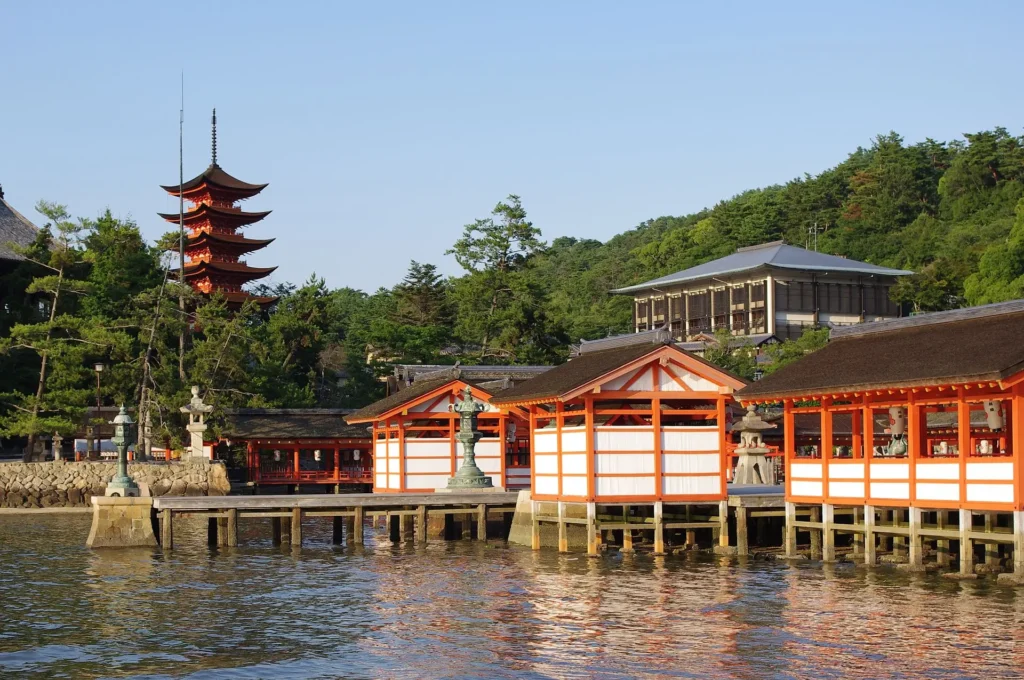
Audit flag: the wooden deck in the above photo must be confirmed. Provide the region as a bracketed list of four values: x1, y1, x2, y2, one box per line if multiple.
[153, 492, 521, 549]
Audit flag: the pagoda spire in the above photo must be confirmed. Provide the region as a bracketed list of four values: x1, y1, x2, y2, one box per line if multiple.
[211, 108, 218, 166]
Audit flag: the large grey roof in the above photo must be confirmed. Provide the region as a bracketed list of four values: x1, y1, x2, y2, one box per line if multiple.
[0, 193, 40, 261]
[611, 241, 912, 294]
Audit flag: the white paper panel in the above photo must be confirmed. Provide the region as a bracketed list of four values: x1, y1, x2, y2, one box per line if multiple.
[966, 462, 1014, 481]
[828, 481, 864, 498]
[404, 474, 449, 490]
[404, 458, 452, 474]
[870, 482, 910, 499]
[387, 458, 400, 473]
[661, 429, 718, 452]
[870, 463, 909, 480]
[662, 453, 720, 474]
[375, 443, 387, 458]
[603, 367, 642, 391]
[828, 463, 864, 480]
[658, 366, 686, 392]
[595, 476, 655, 496]
[476, 457, 502, 474]
[388, 474, 400, 488]
[595, 428, 654, 452]
[790, 463, 822, 479]
[790, 480, 823, 497]
[375, 474, 387, 489]
[535, 476, 559, 495]
[561, 430, 588, 453]
[405, 440, 452, 457]
[966, 483, 1015, 503]
[534, 432, 558, 453]
[562, 454, 589, 474]
[534, 455, 558, 474]
[561, 476, 588, 497]
[916, 483, 960, 502]
[596, 453, 655, 474]
[915, 463, 960, 481]
[409, 396, 448, 412]
[663, 475, 720, 496]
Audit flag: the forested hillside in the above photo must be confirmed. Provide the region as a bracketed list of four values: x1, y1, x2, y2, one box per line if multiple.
[2, 128, 1023, 448]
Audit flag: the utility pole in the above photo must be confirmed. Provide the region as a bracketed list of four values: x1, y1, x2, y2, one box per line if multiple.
[178, 72, 188, 382]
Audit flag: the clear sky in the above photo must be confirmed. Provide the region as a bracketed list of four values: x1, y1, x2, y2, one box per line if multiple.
[3, 1, 1023, 291]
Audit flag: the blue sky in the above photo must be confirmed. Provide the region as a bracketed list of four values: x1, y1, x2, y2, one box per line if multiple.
[3, 1, 1023, 291]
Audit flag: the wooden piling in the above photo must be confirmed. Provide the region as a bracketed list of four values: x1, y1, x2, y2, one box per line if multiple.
[851, 506, 863, 556]
[621, 505, 633, 553]
[416, 505, 427, 544]
[984, 513, 1000, 566]
[586, 503, 598, 557]
[226, 508, 238, 547]
[821, 504, 835, 562]
[937, 510, 950, 567]
[160, 509, 173, 549]
[809, 506, 822, 559]
[353, 506, 364, 545]
[476, 504, 487, 542]
[1014, 510, 1024, 577]
[784, 502, 796, 557]
[653, 501, 665, 556]
[557, 501, 568, 553]
[530, 500, 541, 550]
[736, 506, 749, 556]
[893, 509, 907, 560]
[207, 518, 218, 547]
[908, 507, 922, 567]
[959, 509, 974, 575]
[290, 507, 302, 547]
[863, 505, 876, 566]
[272, 517, 283, 546]
[718, 500, 729, 549]
[332, 516, 345, 545]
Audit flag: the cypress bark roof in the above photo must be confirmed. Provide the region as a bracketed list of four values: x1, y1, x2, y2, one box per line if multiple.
[347, 373, 518, 423]
[161, 163, 268, 196]
[223, 409, 369, 440]
[158, 203, 271, 226]
[0, 194, 40, 261]
[738, 303, 1024, 400]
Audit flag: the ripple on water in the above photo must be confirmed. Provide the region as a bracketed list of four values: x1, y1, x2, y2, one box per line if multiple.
[1, 515, 1023, 679]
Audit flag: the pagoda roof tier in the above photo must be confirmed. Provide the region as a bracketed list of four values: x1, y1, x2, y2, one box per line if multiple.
[161, 163, 268, 200]
[184, 231, 275, 255]
[158, 203, 271, 228]
[220, 290, 279, 308]
[177, 260, 277, 282]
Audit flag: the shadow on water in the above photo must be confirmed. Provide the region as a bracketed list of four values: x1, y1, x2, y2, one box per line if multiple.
[1, 514, 1022, 679]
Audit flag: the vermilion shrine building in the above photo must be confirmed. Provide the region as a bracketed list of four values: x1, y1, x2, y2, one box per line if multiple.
[491, 337, 747, 553]
[160, 110, 277, 307]
[346, 369, 536, 493]
[738, 300, 1024, 576]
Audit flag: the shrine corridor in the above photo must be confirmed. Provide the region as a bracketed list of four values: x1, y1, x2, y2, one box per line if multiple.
[2, 513, 1022, 679]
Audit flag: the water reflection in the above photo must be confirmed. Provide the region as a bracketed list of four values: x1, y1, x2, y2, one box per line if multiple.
[0, 515, 1021, 678]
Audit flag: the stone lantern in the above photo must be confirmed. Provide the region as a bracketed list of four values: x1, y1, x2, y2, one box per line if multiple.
[445, 386, 494, 489]
[106, 405, 140, 497]
[52, 432, 64, 462]
[731, 404, 777, 486]
[179, 386, 213, 461]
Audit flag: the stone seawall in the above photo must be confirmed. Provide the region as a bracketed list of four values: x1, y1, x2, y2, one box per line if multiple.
[0, 461, 230, 508]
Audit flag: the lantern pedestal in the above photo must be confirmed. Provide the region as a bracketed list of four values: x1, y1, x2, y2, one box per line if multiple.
[86, 496, 158, 548]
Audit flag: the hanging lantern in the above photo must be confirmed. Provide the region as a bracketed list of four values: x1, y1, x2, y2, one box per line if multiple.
[506, 421, 517, 442]
[273, 449, 281, 462]
[353, 450, 360, 461]
[314, 449, 322, 462]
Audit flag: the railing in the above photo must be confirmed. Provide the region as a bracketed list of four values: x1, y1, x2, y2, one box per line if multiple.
[256, 465, 373, 484]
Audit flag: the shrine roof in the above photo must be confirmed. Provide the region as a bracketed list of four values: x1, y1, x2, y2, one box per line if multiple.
[185, 232, 275, 249]
[181, 261, 277, 276]
[492, 341, 743, 405]
[611, 241, 911, 295]
[346, 373, 514, 423]
[224, 409, 369, 440]
[0, 192, 40, 261]
[161, 163, 268, 196]
[739, 301, 1024, 400]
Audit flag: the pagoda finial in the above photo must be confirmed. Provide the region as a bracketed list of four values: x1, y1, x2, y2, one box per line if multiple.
[211, 108, 218, 166]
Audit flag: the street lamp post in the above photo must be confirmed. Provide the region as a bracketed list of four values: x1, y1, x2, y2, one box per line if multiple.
[106, 405, 139, 497]
[93, 363, 105, 458]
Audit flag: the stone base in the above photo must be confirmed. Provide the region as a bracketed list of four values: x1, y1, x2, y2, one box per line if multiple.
[86, 496, 158, 548]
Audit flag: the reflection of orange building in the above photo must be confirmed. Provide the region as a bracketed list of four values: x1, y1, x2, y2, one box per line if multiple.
[740, 300, 1024, 574]
[160, 109, 277, 308]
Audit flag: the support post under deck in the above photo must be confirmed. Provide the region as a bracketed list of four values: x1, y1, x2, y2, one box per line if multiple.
[653, 501, 665, 556]
[161, 510, 173, 550]
[718, 500, 729, 549]
[736, 506, 749, 556]
[226, 508, 238, 548]
[291, 507, 302, 547]
[863, 505, 876, 566]
[353, 507, 364, 545]
[784, 502, 796, 557]
[960, 509, 974, 576]
[477, 504, 487, 542]
[821, 503, 835, 563]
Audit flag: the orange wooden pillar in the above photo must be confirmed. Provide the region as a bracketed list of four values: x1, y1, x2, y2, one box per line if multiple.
[334, 448, 341, 483]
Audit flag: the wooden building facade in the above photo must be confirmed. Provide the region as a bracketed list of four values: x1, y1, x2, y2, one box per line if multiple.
[738, 301, 1024, 574]
[346, 373, 533, 493]
[491, 340, 747, 504]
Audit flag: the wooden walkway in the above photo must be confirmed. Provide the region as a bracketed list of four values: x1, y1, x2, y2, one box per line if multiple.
[153, 492, 520, 549]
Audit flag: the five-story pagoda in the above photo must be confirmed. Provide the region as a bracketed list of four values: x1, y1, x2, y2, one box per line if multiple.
[160, 109, 277, 308]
